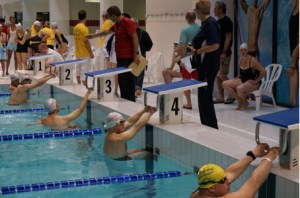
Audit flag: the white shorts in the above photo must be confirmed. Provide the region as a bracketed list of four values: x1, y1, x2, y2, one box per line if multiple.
[76, 57, 90, 81]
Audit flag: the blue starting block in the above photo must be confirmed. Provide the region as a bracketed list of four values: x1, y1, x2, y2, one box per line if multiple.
[143, 80, 207, 124]
[85, 67, 132, 100]
[26, 54, 55, 76]
[253, 107, 299, 171]
[50, 59, 86, 86]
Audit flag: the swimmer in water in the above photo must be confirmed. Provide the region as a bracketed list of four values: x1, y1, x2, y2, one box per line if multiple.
[32, 88, 92, 130]
[103, 106, 157, 161]
[8, 73, 20, 90]
[8, 74, 53, 105]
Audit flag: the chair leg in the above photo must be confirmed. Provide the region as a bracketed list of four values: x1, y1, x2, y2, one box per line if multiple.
[151, 73, 156, 83]
[147, 74, 150, 82]
[271, 94, 277, 108]
[255, 96, 262, 111]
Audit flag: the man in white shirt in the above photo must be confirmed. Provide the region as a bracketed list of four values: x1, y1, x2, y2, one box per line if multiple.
[38, 43, 64, 75]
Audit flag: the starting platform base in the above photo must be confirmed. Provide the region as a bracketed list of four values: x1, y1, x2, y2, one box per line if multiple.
[159, 92, 183, 124]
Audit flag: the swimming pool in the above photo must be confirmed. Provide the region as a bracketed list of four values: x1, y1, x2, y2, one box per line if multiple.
[0, 84, 198, 197]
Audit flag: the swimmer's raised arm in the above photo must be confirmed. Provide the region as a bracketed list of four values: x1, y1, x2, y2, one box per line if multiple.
[225, 143, 269, 183]
[124, 105, 151, 130]
[21, 74, 53, 91]
[85, 29, 113, 40]
[62, 89, 92, 122]
[118, 107, 156, 143]
[223, 147, 280, 198]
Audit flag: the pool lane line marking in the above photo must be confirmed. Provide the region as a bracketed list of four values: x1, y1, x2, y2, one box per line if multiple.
[1, 171, 182, 194]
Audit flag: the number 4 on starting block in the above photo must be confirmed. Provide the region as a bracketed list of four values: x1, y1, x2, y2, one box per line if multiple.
[143, 80, 207, 124]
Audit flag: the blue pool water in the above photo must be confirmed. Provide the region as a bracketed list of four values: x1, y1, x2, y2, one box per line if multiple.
[0, 84, 198, 197]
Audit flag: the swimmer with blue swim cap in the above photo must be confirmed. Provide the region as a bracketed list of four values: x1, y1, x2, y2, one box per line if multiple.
[103, 106, 157, 161]
[29, 88, 93, 130]
[190, 143, 281, 198]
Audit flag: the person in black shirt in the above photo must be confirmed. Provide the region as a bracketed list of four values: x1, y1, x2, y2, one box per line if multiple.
[187, 0, 220, 129]
[213, 1, 235, 104]
[131, 18, 153, 97]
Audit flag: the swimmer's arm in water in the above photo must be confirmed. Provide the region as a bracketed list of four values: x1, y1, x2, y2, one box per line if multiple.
[239, 0, 249, 14]
[26, 119, 42, 126]
[21, 74, 53, 91]
[124, 105, 151, 130]
[86, 29, 113, 39]
[118, 107, 156, 143]
[61, 89, 92, 122]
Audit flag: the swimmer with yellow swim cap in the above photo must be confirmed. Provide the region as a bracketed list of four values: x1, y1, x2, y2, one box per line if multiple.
[190, 143, 281, 198]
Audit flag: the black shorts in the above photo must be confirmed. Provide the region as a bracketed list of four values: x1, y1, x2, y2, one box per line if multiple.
[47, 45, 54, 50]
[16, 43, 28, 53]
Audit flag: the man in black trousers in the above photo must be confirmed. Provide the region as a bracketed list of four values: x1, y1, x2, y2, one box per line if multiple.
[86, 6, 140, 102]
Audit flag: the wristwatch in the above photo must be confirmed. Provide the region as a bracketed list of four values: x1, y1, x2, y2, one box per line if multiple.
[222, 50, 226, 54]
[134, 52, 139, 55]
[246, 151, 256, 160]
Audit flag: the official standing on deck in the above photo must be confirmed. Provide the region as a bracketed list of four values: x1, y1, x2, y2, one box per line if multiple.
[85, 5, 140, 102]
[187, 0, 220, 129]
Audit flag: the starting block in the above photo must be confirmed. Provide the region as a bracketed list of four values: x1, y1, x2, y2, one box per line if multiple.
[143, 80, 207, 124]
[26, 54, 55, 76]
[50, 59, 86, 85]
[85, 67, 132, 100]
[253, 107, 299, 171]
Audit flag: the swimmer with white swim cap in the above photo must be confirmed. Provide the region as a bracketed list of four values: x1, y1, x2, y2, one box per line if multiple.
[103, 106, 157, 161]
[8, 74, 53, 105]
[31, 88, 93, 130]
[8, 74, 20, 90]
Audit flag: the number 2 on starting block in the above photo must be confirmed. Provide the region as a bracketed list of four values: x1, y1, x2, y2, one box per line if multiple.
[97, 76, 114, 100]
[59, 66, 73, 85]
[159, 92, 183, 124]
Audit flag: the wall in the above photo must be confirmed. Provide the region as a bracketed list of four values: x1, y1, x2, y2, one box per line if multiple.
[123, 0, 146, 30]
[146, 0, 235, 97]
[36, 1, 49, 12]
[3, 2, 22, 20]
[69, 0, 100, 34]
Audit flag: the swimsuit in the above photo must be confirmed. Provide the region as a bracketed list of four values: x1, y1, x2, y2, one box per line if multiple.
[105, 152, 132, 161]
[16, 31, 28, 53]
[239, 57, 260, 83]
[30, 30, 42, 53]
[55, 33, 68, 49]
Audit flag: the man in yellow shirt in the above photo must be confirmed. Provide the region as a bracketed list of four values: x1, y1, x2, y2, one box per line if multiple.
[74, 10, 94, 86]
[43, 21, 55, 50]
[99, 11, 113, 68]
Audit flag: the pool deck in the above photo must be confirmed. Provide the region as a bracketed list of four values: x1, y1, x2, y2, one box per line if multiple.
[0, 70, 298, 186]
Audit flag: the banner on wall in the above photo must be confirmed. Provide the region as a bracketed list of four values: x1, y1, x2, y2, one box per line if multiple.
[237, 0, 273, 101]
[276, 0, 299, 106]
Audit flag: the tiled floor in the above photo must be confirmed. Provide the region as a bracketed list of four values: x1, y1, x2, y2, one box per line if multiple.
[0, 62, 298, 184]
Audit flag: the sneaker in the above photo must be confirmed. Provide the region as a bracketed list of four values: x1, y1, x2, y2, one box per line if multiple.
[2, 73, 7, 77]
[114, 93, 119, 97]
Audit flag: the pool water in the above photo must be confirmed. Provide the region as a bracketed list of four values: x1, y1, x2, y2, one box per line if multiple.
[0, 84, 199, 197]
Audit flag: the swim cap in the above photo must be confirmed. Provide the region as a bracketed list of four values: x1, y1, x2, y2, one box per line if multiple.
[240, 43, 248, 50]
[104, 112, 124, 128]
[25, 27, 30, 31]
[16, 23, 22, 30]
[45, 98, 57, 113]
[198, 164, 226, 188]
[21, 75, 30, 82]
[51, 22, 58, 28]
[10, 74, 19, 81]
[33, 21, 41, 27]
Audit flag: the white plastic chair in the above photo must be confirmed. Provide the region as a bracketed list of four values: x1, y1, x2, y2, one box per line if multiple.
[250, 64, 282, 111]
[145, 52, 161, 83]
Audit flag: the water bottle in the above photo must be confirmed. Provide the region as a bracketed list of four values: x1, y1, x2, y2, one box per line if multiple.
[2, 42, 6, 54]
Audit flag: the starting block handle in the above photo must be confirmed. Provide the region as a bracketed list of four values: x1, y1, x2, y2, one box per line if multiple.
[50, 67, 57, 78]
[85, 76, 95, 91]
[143, 92, 160, 111]
[255, 122, 288, 155]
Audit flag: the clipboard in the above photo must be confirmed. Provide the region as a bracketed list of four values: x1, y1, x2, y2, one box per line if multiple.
[128, 55, 149, 77]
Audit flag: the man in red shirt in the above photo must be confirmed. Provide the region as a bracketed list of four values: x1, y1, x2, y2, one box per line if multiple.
[86, 6, 140, 102]
[0, 18, 8, 38]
